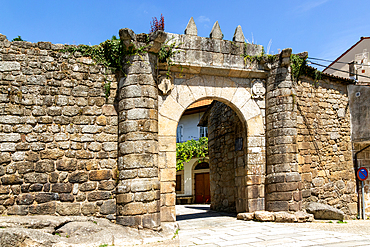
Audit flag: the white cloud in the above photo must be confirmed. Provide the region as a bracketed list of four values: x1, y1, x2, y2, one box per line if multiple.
[197, 16, 210, 23]
[296, 0, 330, 12]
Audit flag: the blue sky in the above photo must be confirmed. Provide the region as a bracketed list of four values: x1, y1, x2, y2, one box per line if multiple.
[2, 0, 370, 69]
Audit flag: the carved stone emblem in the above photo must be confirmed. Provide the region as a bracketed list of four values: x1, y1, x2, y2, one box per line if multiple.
[158, 76, 174, 95]
[251, 79, 266, 99]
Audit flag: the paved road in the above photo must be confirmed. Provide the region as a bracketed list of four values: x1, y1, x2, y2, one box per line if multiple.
[176, 205, 370, 247]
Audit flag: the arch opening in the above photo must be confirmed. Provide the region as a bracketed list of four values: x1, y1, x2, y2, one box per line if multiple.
[158, 75, 266, 222]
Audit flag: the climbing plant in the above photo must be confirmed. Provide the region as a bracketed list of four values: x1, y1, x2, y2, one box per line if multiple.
[176, 137, 208, 171]
[290, 54, 322, 85]
[158, 38, 183, 77]
[243, 43, 277, 64]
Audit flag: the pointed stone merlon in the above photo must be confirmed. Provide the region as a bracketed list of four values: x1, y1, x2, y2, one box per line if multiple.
[210, 21, 222, 40]
[233, 25, 245, 42]
[185, 17, 197, 36]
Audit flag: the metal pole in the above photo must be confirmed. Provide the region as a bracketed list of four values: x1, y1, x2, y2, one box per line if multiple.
[362, 180, 366, 220]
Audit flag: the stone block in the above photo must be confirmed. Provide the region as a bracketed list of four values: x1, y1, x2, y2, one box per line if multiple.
[68, 171, 89, 183]
[81, 202, 98, 215]
[15, 194, 34, 205]
[98, 180, 116, 191]
[49, 172, 59, 183]
[116, 215, 141, 227]
[116, 193, 134, 204]
[76, 150, 94, 159]
[1, 175, 23, 185]
[29, 201, 56, 215]
[120, 154, 156, 169]
[120, 202, 145, 215]
[35, 192, 59, 203]
[29, 184, 43, 192]
[237, 212, 255, 221]
[7, 205, 29, 215]
[0, 152, 11, 164]
[89, 170, 112, 181]
[160, 168, 175, 182]
[40, 149, 63, 160]
[57, 202, 81, 216]
[100, 199, 116, 215]
[254, 211, 275, 221]
[266, 201, 289, 212]
[17, 161, 34, 174]
[51, 183, 73, 193]
[266, 191, 292, 201]
[131, 179, 153, 192]
[274, 212, 297, 222]
[136, 211, 158, 228]
[87, 191, 111, 201]
[59, 193, 74, 202]
[160, 206, 176, 222]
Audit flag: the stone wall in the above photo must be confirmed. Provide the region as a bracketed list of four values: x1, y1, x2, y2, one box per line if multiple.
[208, 101, 238, 212]
[0, 34, 118, 218]
[265, 49, 302, 212]
[296, 76, 357, 217]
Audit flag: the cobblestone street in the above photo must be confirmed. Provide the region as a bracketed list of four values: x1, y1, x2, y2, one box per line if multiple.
[176, 205, 370, 247]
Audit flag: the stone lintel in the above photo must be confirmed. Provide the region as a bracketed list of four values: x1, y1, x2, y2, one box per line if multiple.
[159, 63, 268, 79]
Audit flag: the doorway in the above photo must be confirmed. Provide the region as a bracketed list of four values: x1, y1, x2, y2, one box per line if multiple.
[195, 172, 211, 203]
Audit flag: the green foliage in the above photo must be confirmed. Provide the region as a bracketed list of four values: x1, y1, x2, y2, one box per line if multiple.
[290, 54, 307, 82]
[336, 220, 347, 224]
[11, 36, 24, 41]
[172, 228, 179, 239]
[158, 38, 183, 77]
[176, 137, 208, 171]
[243, 43, 277, 64]
[104, 81, 111, 100]
[59, 36, 130, 73]
[99, 244, 108, 247]
[290, 54, 323, 85]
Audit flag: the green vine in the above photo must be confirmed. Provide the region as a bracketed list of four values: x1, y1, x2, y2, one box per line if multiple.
[104, 80, 111, 100]
[290, 54, 323, 86]
[176, 137, 208, 171]
[158, 38, 183, 77]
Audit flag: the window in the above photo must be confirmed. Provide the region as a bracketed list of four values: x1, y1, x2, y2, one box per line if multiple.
[176, 125, 183, 143]
[199, 126, 208, 138]
[176, 175, 182, 191]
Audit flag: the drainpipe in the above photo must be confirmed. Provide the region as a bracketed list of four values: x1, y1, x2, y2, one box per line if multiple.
[354, 144, 370, 219]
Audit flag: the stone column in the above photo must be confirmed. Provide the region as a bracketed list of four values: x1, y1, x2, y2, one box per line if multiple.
[265, 48, 302, 212]
[116, 29, 166, 229]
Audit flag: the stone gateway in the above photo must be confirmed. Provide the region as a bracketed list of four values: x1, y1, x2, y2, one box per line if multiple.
[0, 19, 358, 229]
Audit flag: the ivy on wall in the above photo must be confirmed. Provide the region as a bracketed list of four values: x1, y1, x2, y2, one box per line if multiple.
[176, 137, 208, 171]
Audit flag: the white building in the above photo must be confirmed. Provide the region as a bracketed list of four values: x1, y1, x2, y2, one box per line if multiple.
[324, 37, 370, 83]
[175, 99, 211, 204]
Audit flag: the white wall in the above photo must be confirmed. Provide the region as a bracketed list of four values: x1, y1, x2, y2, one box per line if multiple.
[177, 112, 204, 142]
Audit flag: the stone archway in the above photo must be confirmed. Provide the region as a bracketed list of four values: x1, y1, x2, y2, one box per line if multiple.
[158, 75, 265, 222]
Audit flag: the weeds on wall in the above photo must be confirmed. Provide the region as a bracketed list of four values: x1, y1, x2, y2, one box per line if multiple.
[290, 54, 322, 85]
[176, 137, 208, 171]
[150, 14, 165, 33]
[11, 36, 24, 41]
[158, 37, 183, 77]
[243, 43, 277, 64]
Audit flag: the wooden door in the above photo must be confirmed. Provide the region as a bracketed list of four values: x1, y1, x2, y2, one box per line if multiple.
[195, 173, 211, 203]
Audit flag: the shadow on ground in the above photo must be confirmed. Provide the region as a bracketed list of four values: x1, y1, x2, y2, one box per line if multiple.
[176, 205, 237, 221]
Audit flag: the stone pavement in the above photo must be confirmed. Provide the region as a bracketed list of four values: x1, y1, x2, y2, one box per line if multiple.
[176, 205, 370, 247]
